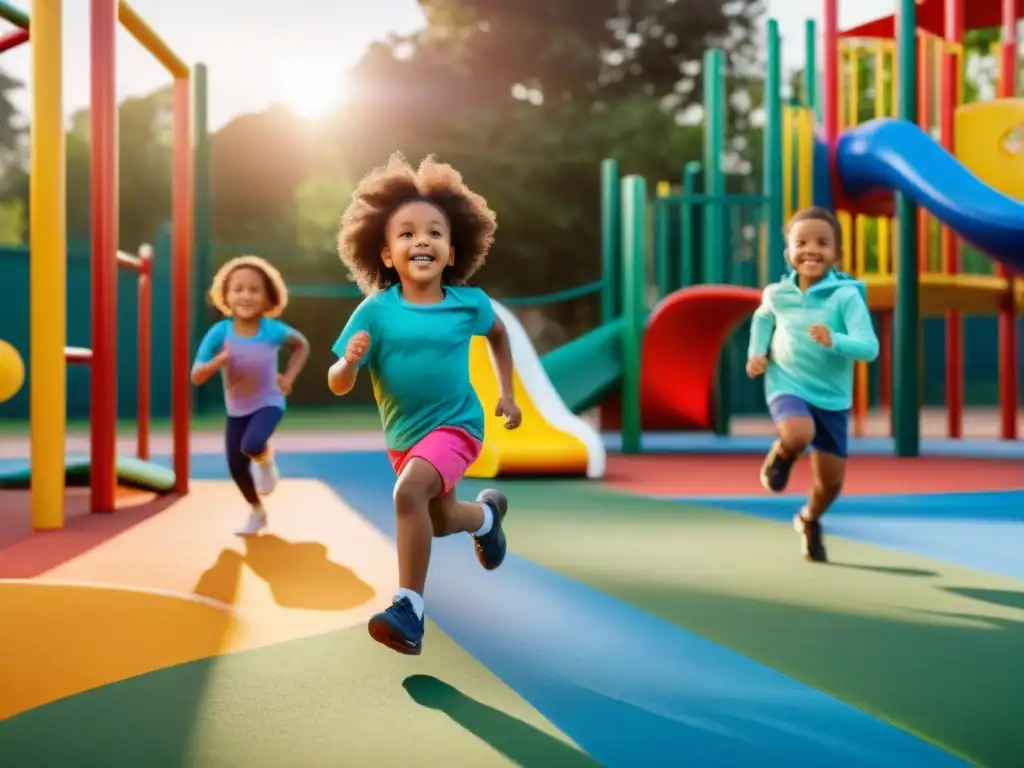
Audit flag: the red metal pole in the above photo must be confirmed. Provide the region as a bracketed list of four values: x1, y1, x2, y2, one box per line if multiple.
[942, 0, 964, 439]
[0, 29, 28, 54]
[996, 0, 1018, 440]
[172, 76, 193, 494]
[90, 0, 119, 513]
[137, 245, 152, 461]
[822, 0, 842, 209]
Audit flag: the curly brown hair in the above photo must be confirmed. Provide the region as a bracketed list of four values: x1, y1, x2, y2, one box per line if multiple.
[338, 152, 497, 294]
[208, 255, 289, 318]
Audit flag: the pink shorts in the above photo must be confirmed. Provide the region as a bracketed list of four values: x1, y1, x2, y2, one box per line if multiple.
[387, 426, 483, 496]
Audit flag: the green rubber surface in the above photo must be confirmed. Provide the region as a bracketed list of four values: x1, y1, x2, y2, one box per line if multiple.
[541, 319, 624, 413]
[0, 455, 175, 493]
[460, 477, 1024, 768]
[0, 623, 595, 768]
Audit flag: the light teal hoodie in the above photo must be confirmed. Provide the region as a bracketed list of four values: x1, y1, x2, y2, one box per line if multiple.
[747, 270, 879, 411]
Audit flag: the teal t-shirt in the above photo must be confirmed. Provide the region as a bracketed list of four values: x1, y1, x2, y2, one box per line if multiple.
[331, 285, 496, 450]
[747, 270, 879, 411]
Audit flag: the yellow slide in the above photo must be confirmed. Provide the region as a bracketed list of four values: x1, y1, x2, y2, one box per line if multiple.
[466, 301, 606, 479]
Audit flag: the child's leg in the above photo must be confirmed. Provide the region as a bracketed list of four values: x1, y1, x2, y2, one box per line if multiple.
[242, 406, 284, 496]
[392, 458, 443, 599]
[793, 406, 849, 562]
[427, 489, 484, 536]
[366, 457, 439, 655]
[762, 395, 816, 492]
[225, 414, 266, 536]
[429, 487, 508, 571]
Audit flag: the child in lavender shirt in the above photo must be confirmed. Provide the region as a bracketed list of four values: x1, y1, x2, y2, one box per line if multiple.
[191, 256, 309, 535]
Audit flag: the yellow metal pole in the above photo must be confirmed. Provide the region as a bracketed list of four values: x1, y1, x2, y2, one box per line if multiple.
[782, 106, 793, 221]
[796, 108, 813, 209]
[30, 0, 67, 530]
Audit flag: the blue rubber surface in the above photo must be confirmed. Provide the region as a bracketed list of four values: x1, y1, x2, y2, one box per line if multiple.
[677, 491, 1024, 582]
[183, 450, 966, 767]
[836, 118, 1024, 271]
[600, 432, 1024, 459]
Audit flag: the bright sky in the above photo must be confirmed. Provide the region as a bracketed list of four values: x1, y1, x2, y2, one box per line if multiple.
[0, 0, 898, 131]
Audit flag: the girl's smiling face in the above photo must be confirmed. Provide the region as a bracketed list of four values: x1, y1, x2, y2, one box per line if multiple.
[788, 217, 839, 282]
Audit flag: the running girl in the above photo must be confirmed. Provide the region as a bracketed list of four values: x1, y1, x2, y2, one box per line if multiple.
[328, 153, 521, 655]
[191, 255, 310, 536]
[746, 206, 879, 562]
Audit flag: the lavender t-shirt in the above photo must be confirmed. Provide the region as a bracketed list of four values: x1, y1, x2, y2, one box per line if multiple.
[194, 318, 298, 417]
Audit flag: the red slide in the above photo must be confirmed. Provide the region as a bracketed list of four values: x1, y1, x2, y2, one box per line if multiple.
[602, 284, 764, 431]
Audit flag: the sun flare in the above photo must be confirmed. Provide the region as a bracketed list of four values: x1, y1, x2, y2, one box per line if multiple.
[272, 57, 344, 119]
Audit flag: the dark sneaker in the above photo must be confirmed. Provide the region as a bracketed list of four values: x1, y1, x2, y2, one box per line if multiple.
[760, 440, 796, 493]
[473, 489, 508, 570]
[793, 512, 827, 562]
[368, 597, 424, 655]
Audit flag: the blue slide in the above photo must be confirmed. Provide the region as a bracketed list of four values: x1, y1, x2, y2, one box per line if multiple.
[831, 118, 1024, 272]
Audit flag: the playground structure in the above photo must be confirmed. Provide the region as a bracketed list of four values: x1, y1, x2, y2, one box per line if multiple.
[457, 0, 1024, 477]
[0, 1, 208, 530]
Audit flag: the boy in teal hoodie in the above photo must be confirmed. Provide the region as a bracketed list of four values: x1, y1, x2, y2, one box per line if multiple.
[747, 206, 879, 562]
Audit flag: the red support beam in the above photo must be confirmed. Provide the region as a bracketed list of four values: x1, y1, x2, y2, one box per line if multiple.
[137, 246, 152, 461]
[0, 28, 28, 54]
[997, 0, 1018, 440]
[90, 0, 119, 513]
[942, 0, 964, 439]
[822, 0, 842, 210]
[171, 76, 192, 494]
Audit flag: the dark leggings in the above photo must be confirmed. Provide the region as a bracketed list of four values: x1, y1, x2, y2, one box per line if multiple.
[226, 406, 284, 504]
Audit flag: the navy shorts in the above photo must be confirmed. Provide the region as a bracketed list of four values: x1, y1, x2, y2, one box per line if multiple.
[768, 394, 850, 458]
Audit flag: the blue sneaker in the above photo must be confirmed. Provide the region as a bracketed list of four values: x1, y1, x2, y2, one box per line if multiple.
[473, 489, 508, 570]
[368, 597, 424, 655]
[760, 440, 796, 493]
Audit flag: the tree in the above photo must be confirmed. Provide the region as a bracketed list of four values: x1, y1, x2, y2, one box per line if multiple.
[0, 67, 25, 169]
[64, 88, 174, 249]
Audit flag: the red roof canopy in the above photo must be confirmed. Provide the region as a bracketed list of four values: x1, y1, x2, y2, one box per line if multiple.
[840, 0, 1024, 38]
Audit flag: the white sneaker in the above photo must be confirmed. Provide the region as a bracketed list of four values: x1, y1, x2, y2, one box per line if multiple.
[236, 507, 267, 536]
[250, 455, 279, 496]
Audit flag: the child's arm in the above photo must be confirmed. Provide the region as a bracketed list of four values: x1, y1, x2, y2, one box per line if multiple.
[747, 289, 776, 359]
[485, 317, 522, 428]
[328, 301, 373, 396]
[831, 291, 879, 362]
[190, 323, 229, 386]
[278, 329, 310, 393]
[485, 317, 515, 401]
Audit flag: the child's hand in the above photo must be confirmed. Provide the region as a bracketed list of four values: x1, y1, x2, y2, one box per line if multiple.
[495, 395, 522, 429]
[345, 331, 371, 364]
[746, 355, 768, 378]
[214, 344, 231, 368]
[809, 324, 833, 348]
[277, 372, 295, 395]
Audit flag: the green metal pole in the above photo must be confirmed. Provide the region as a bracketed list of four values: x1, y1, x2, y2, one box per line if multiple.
[895, 0, 920, 457]
[620, 175, 646, 454]
[804, 20, 818, 113]
[654, 181, 672, 298]
[0, 1, 29, 29]
[702, 49, 726, 285]
[764, 21, 786, 283]
[600, 159, 621, 324]
[192, 63, 212, 415]
[680, 162, 701, 287]
[703, 49, 731, 435]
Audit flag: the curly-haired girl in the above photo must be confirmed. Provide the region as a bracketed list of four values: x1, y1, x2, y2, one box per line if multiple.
[191, 255, 310, 536]
[328, 153, 521, 655]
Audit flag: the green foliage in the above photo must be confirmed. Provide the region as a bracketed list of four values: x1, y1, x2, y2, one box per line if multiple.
[0, 196, 23, 244]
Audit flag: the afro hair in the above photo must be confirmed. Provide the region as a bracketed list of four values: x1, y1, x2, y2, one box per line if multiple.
[337, 152, 497, 295]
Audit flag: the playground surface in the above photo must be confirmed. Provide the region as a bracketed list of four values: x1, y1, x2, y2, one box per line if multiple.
[0, 421, 1021, 767]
